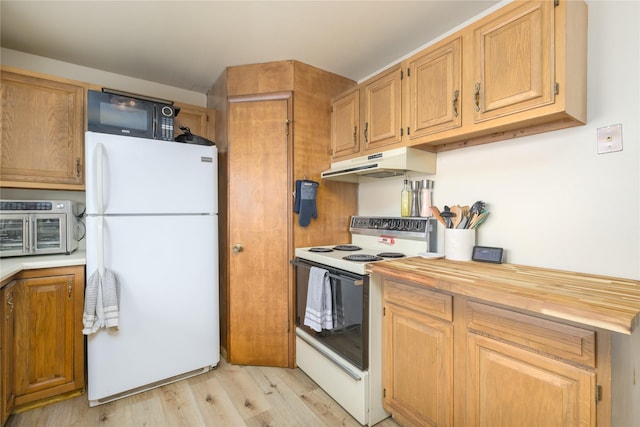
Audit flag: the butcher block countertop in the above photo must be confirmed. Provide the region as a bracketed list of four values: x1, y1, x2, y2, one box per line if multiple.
[367, 257, 640, 335]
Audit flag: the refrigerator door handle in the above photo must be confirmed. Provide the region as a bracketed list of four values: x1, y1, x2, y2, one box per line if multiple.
[96, 142, 105, 275]
[97, 142, 104, 216]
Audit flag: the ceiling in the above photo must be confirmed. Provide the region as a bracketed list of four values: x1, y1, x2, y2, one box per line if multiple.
[1, 1, 500, 94]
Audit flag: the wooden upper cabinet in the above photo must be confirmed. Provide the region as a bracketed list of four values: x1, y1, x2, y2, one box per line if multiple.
[472, 0, 554, 123]
[330, 88, 360, 159]
[362, 66, 402, 151]
[174, 103, 215, 141]
[1, 67, 86, 189]
[407, 37, 462, 139]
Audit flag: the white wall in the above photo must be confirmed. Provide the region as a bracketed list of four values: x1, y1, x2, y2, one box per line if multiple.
[1, 48, 206, 106]
[359, 0, 640, 281]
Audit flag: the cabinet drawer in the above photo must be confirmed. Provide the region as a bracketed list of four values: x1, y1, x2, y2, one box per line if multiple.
[466, 301, 596, 368]
[384, 279, 452, 322]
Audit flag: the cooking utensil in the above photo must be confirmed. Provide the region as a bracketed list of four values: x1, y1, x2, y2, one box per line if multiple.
[457, 215, 469, 229]
[469, 211, 489, 229]
[175, 126, 215, 146]
[430, 206, 447, 228]
[470, 200, 485, 216]
[440, 211, 456, 228]
[451, 205, 463, 229]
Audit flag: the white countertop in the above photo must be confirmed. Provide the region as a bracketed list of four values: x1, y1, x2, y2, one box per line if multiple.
[1, 250, 86, 283]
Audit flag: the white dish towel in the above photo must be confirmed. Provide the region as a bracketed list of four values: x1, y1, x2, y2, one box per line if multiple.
[304, 266, 333, 332]
[82, 269, 120, 335]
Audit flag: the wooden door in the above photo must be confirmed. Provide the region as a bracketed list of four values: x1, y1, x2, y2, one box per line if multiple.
[14, 269, 84, 406]
[383, 302, 453, 426]
[466, 333, 595, 427]
[330, 88, 360, 160]
[408, 37, 462, 139]
[363, 67, 402, 151]
[1, 281, 16, 424]
[0, 69, 85, 188]
[227, 95, 291, 367]
[473, 0, 554, 123]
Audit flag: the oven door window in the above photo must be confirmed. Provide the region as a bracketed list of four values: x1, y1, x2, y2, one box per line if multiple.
[32, 214, 66, 253]
[0, 215, 27, 255]
[295, 260, 369, 370]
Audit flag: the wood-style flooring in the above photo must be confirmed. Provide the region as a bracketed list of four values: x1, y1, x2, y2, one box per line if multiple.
[6, 358, 400, 427]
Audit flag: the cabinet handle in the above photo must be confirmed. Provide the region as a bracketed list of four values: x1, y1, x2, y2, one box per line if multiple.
[364, 122, 369, 144]
[474, 83, 481, 112]
[232, 243, 244, 254]
[452, 89, 460, 118]
[353, 126, 357, 143]
[76, 158, 81, 178]
[6, 295, 13, 315]
[67, 278, 73, 301]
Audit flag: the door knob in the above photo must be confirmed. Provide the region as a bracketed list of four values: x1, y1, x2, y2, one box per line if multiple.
[232, 243, 244, 254]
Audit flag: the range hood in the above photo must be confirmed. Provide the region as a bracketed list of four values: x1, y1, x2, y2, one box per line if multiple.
[321, 147, 436, 183]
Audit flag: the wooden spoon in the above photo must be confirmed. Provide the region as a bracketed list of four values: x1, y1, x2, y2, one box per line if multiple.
[430, 206, 447, 228]
[451, 205, 463, 229]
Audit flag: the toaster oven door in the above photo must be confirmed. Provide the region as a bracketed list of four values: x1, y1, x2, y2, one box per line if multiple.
[31, 214, 68, 255]
[0, 214, 28, 257]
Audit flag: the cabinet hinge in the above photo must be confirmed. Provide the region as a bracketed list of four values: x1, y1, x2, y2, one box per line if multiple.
[383, 388, 386, 398]
[407, 68, 410, 77]
[407, 127, 410, 135]
[554, 0, 559, 7]
[595, 384, 602, 402]
[67, 278, 73, 301]
[555, 82, 560, 95]
[400, 70, 403, 80]
[285, 120, 291, 136]
[400, 128, 403, 137]
[383, 307, 386, 316]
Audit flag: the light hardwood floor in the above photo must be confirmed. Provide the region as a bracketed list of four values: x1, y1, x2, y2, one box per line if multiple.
[6, 358, 400, 427]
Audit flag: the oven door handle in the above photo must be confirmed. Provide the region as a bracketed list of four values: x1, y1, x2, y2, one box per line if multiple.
[290, 259, 364, 286]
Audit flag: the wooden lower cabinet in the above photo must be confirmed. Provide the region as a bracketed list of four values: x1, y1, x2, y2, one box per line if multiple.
[382, 276, 601, 427]
[12, 266, 85, 410]
[383, 302, 453, 426]
[1, 281, 16, 426]
[466, 332, 595, 426]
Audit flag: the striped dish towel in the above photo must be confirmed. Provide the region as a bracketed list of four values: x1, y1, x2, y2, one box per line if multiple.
[82, 269, 120, 335]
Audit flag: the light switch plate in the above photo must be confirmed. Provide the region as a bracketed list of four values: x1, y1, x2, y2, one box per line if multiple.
[597, 124, 623, 154]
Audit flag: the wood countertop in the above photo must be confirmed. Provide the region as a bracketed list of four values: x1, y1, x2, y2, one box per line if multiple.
[367, 257, 640, 335]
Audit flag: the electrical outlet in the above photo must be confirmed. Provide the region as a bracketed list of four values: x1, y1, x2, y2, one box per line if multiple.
[597, 124, 623, 154]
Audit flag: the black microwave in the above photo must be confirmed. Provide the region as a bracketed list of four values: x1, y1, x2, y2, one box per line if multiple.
[87, 89, 179, 141]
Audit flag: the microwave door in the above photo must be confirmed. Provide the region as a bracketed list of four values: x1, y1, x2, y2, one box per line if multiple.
[0, 214, 29, 256]
[31, 214, 67, 255]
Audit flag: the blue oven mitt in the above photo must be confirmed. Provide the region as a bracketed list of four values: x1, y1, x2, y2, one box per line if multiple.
[298, 180, 319, 227]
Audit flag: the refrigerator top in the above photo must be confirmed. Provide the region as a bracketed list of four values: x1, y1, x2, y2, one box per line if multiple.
[85, 132, 218, 215]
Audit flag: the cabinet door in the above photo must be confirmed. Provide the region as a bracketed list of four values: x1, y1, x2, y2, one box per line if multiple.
[472, 0, 554, 123]
[408, 37, 462, 139]
[383, 302, 453, 427]
[14, 269, 84, 405]
[330, 88, 360, 159]
[466, 333, 595, 427]
[174, 103, 215, 140]
[227, 96, 291, 367]
[1, 70, 85, 187]
[363, 67, 402, 151]
[1, 281, 16, 425]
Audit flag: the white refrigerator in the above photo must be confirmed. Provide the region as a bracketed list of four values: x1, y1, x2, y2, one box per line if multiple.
[84, 131, 219, 406]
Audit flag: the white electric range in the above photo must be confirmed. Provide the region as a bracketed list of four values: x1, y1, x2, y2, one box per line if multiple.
[294, 216, 437, 426]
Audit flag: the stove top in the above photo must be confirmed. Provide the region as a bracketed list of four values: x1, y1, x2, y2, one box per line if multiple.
[295, 216, 437, 274]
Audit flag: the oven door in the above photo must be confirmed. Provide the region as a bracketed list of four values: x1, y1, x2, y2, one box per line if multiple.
[0, 214, 28, 257]
[293, 258, 369, 370]
[31, 213, 68, 255]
